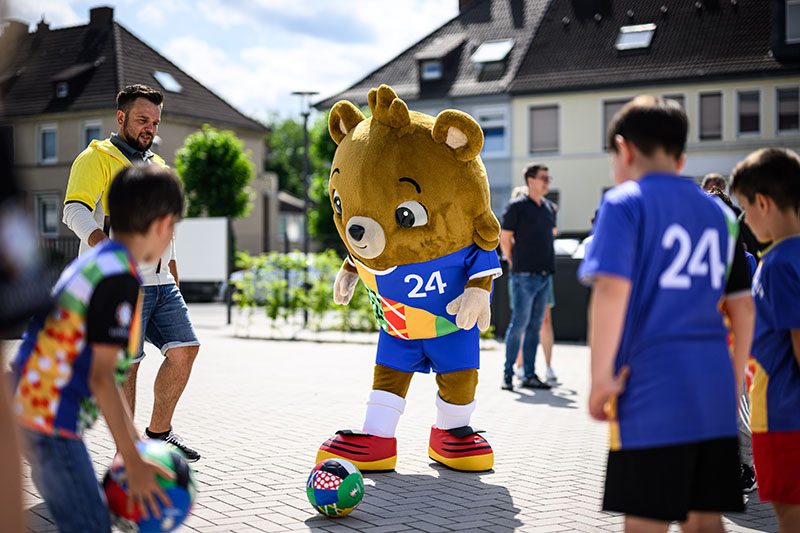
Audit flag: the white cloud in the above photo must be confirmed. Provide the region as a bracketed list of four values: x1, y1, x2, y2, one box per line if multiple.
[6, 0, 82, 28]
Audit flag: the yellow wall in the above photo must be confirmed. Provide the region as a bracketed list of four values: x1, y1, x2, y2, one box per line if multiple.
[511, 77, 800, 233]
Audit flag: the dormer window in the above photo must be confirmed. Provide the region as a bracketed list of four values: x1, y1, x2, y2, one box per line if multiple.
[471, 39, 514, 65]
[421, 60, 443, 81]
[615, 23, 656, 50]
[788, 0, 800, 43]
[55, 81, 68, 98]
[153, 71, 182, 93]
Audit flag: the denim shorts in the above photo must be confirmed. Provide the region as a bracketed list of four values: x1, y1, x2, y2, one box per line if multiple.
[136, 283, 200, 362]
[22, 428, 112, 533]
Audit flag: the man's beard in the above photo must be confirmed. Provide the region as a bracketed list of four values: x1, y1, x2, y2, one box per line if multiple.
[121, 118, 154, 152]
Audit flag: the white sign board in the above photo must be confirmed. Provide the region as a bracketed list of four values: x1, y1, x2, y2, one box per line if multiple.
[173, 217, 228, 282]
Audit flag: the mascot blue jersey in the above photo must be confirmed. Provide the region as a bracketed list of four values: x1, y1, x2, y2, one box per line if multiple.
[349, 244, 501, 340]
[578, 173, 748, 451]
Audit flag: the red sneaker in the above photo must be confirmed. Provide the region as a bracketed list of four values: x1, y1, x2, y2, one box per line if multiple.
[316, 430, 397, 471]
[428, 425, 494, 472]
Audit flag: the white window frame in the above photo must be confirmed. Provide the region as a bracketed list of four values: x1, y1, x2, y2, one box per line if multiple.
[602, 98, 633, 150]
[420, 60, 443, 81]
[528, 104, 560, 155]
[787, 0, 800, 44]
[776, 85, 800, 135]
[34, 191, 61, 237]
[698, 91, 723, 141]
[37, 123, 58, 165]
[473, 104, 509, 158]
[80, 119, 103, 150]
[736, 88, 761, 137]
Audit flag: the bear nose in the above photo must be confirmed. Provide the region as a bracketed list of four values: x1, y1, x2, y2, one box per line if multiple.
[348, 224, 365, 242]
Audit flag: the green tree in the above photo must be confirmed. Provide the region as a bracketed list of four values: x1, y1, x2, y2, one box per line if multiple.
[175, 124, 254, 218]
[264, 113, 305, 198]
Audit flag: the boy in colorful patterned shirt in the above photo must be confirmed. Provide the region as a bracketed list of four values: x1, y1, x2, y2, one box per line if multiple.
[731, 148, 800, 532]
[578, 96, 754, 531]
[12, 165, 184, 532]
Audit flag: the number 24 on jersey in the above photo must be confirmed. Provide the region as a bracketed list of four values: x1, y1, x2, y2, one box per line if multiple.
[659, 224, 727, 290]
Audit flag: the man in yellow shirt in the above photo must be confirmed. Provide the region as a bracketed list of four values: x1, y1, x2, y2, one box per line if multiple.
[62, 84, 200, 461]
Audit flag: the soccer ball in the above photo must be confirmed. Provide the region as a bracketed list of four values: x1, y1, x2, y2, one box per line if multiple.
[306, 458, 364, 517]
[103, 439, 197, 532]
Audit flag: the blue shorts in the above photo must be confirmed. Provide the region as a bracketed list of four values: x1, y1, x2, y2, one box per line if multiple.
[23, 428, 112, 533]
[135, 284, 199, 363]
[375, 327, 480, 374]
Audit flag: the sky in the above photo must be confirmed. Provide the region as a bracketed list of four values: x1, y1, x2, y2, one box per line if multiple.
[5, 0, 458, 123]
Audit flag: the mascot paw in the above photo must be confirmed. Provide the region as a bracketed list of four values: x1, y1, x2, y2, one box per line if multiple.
[428, 425, 494, 472]
[445, 287, 491, 331]
[333, 268, 360, 305]
[316, 430, 397, 472]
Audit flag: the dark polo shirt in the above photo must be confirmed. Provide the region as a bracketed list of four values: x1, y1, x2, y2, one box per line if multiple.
[501, 195, 556, 274]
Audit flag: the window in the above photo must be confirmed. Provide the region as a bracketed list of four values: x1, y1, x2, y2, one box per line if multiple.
[471, 39, 514, 64]
[81, 120, 102, 148]
[777, 87, 800, 132]
[37, 124, 57, 164]
[55, 82, 68, 98]
[663, 94, 685, 109]
[35, 193, 60, 236]
[529, 105, 559, 153]
[788, 0, 800, 43]
[737, 90, 760, 135]
[603, 99, 631, 149]
[152, 71, 182, 93]
[474, 106, 507, 155]
[699, 92, 722, 140]
[420, 60, 442, 81]
[615, 23, 656, 51]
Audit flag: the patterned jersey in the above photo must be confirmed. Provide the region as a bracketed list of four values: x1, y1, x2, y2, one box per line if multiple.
[349, 244, 501, 340]
[578, 173, 750, 450]
[12, 240, 142, 439]
[748, 236, 800, 433]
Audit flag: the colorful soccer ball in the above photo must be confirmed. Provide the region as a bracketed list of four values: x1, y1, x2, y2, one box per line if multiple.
[103, 439, 197, 532]
[306, 458, 365, 517]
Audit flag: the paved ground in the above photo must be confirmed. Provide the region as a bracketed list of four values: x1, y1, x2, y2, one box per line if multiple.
[14, 304, 779, 532]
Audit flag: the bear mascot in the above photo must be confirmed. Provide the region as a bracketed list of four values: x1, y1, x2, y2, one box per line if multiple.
[315, 85, 501, 472]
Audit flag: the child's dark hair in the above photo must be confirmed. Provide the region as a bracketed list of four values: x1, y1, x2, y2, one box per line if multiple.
[730, 148, 800, 212]
[109, 165, 183, 234]
[116, 84, 163, 113]
[607, 95, 687, 160]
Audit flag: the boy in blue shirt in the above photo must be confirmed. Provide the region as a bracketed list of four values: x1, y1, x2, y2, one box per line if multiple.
[579, 96, 754, 531]
[730, 148, 800, 532]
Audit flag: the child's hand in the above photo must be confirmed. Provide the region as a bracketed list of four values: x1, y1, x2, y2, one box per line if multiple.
[589, 366, 630, 421]
[125, 456, 174, 519]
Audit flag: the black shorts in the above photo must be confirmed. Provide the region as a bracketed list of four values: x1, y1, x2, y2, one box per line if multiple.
[603, 437, 744, 522]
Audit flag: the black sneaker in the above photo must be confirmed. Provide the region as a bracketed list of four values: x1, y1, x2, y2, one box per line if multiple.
[521, 375, 552, 390]
[147, 428, 201, 462]
[501, 375, 514, 391]
[740, 463, 757, 493]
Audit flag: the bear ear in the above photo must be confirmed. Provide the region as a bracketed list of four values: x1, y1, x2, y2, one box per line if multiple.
[329, 101, 366, 145]
[432, 110, 484, 162]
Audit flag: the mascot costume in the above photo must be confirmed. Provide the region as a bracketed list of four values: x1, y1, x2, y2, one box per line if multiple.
[315, 85, 501, 472]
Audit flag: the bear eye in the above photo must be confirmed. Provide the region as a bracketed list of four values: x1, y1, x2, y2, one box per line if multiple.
[395, 201, 428, 228]
[332, 190, 342, 215]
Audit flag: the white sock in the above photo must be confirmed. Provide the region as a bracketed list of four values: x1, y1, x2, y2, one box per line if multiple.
[435, 392, 476, 430]
[362, 390, 406, 438]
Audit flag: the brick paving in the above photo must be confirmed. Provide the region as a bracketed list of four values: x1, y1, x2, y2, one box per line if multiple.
[15, 304, 778, 532]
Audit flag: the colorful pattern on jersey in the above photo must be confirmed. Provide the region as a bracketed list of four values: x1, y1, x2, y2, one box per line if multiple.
[12, 241, 141, 439]
[748, 236, 800, 433]
[351, 244, 501, 340]
[578, 174, 741, 450]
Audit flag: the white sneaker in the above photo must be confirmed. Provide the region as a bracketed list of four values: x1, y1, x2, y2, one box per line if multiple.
[545, 367, 557, 382]
[514, 366, 524, 379]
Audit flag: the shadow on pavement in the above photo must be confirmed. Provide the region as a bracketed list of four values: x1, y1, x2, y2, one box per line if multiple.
[304, 469, 523, 531]
[510, 385, 579, 409]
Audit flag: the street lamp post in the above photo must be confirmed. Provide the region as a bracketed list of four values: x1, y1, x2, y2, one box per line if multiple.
[291, 91, 318, 326]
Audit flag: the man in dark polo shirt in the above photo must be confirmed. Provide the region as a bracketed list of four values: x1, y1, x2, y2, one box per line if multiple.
[500, 163, 556, 390]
